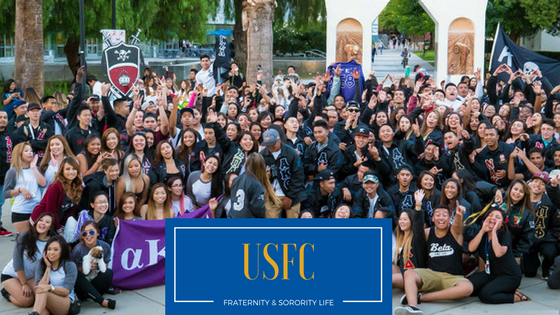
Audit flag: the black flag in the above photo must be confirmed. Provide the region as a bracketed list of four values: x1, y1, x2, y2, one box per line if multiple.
[213, 35, 232, 84]
[490, 24, 560, 86]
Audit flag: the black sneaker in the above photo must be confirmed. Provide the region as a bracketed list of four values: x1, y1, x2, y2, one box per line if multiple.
[395, 305, 423, 315]
[542, 271, 550, 280]
[400, 293, 421, 305]
[1, 288, 10, 302]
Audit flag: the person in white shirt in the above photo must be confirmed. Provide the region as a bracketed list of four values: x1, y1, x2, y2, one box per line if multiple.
[86, 75, 102, 98]
[444, 83, 463, 111]
[195, 54, 216, 97]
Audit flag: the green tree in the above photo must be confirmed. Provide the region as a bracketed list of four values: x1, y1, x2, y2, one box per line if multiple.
[486, 0, 560, 42]
[379, 0, 434, 36]
[0, 0, 214, 76]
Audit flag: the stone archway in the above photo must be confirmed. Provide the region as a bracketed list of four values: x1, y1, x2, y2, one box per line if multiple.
[325, 0, 488, 83]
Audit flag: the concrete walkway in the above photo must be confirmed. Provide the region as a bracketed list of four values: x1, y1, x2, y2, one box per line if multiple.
[0, 201, 559, 314]
[372, 48, 435, 81]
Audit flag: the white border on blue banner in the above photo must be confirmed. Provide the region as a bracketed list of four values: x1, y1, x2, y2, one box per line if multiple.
[173, 227, 383, 303]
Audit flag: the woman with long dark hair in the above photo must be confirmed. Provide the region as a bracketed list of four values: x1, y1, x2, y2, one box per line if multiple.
[70, 221, 116, 310]
[126, 133, 152, 174]
[468, 208, 526, 303]
[30, 235, 78, 315]
[76, 134, 102, 176]
[148, 141, 187, 187]
[31, 158, 83, 234]
[1, 213, 56, 307]
[416, 171, 441, 227]
[504, 180, 536, 264]
[176, 128, 201, 173]
[2, 79, 24, 117]
[186, 155, 223, 209]
[100, 128, 125, 164]
[209, 173, 238, 218]
[113, 192, 142, 224]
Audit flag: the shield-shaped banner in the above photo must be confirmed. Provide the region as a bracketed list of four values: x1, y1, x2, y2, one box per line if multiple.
[102, 42, 141, 97]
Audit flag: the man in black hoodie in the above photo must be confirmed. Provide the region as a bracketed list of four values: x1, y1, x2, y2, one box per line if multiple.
[260, 129, 306, 218]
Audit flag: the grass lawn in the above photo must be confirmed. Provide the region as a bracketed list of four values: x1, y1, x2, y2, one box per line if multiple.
[413, 50, 435, 67]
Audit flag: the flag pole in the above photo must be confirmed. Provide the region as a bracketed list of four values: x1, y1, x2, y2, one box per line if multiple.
[489, 23, 501, 71]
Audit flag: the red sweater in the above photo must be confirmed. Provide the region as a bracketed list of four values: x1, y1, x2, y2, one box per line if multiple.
[30, 181, 77, 230]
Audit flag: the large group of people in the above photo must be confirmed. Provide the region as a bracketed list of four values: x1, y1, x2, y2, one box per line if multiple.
[1, 49, 560, 315]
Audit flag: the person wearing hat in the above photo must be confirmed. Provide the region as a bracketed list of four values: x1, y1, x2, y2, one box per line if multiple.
[13, 103, 54, 158]
[341, 125, 380, 178]
[303, 120, 344, 181]
[141, 99, 158, 114]
[168, 94, 195, 147]
[333, 101, 367, 147]
[351, 172, 394, 220]
[522, 171, 557, 279]
[300, 169, 342, 218]
[260, 128, 306, 218]
[6, 101, 27, 134]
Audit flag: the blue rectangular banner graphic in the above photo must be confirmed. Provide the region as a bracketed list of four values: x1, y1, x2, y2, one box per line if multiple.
[166, 219, 392, 315]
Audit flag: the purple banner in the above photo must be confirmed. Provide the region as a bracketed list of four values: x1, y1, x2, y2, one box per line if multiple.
[110, 205, 213, 289]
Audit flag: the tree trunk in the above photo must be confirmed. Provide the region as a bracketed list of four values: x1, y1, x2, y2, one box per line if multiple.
[64, 36, 81, 77]
[244, 0, 275, 87]
[15, 0, 44, 96]
[233, 0, 247, 73]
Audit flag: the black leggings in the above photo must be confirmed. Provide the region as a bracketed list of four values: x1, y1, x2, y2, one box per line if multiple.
[470, 272, 521, 304]
[522, 242, 560, 277]
[75, 269, 113, 305]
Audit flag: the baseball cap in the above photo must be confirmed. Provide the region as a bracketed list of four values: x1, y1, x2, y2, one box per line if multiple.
[353, 126, 370, 137]
[89, 95, 100, 102]
[13, 100, 26, 110]
[533, 172, 550, 184]
[27, 103, 41, 111]
[261, 129, 280, 147]
[315, 169, 335, 182]
[180, 107, 194, 117]
[141, 100, 156, 111]
[363, 171, 379, 183]
[346, 101, 360, 110]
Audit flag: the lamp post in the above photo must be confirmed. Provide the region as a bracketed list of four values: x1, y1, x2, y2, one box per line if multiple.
[79, 0, 86, 93]
[112, 0, 116, 29]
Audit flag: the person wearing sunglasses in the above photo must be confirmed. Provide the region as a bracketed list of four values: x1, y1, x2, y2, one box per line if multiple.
[333, 101, 368, 147]
[70, 221, 116, 310]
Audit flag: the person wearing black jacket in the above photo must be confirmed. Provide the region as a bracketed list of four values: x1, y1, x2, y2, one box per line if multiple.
[301, 169, 342, 218]
[303, 120, 343, 181]
[65, 105, 100, 155]
[205, 112, 245, 176]
[40, 96, 67, 136]
[351, 172, 395, 222]
[228, 154, 269, 218]
[440, 130, 485, 180]
[0, 110, 13, 235]
[387, 165, 417, 216]
[476, 126, 515, 188]
[79, 159, 120, 216]
[341, 126, 384, 180]
[13, 103, 53, 158]
[521, 119, 559, 168]
[338, 164, 371, 205]
[99, 84, 130, 149]
[260, 129, 306, 218]
[521, 173, 558, 278]
[375, 124, 418, 188]
[468, 208, 523, 304]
